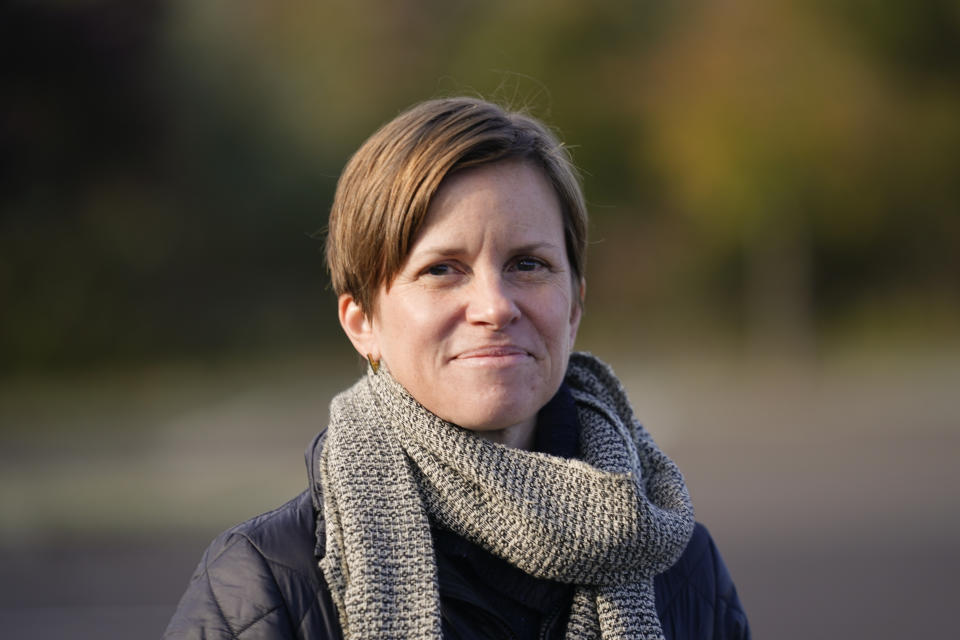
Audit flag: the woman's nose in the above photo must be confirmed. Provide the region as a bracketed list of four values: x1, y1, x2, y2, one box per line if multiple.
[465, 273, 520, 329]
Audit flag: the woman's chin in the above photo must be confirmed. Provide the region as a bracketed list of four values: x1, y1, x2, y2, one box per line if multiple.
[440, 392, 543, 434]
[397, 360, 560, 434]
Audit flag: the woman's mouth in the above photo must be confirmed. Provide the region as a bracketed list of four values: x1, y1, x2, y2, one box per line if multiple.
[454, 345, 532, 364]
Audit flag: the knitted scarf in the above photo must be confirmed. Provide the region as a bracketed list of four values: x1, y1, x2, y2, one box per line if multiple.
[318, 352, 694, 639]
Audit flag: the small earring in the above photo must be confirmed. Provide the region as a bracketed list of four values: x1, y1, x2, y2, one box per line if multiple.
[366, 354, 380, 374]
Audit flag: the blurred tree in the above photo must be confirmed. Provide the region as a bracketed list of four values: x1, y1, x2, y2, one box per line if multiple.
[1, 0, 336, 372]
[2, 0, 957, 372]
[636, 0, 960, 352]
[1, 0, 171, 368]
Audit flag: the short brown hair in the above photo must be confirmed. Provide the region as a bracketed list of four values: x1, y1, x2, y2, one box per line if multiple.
[325, 97, 587, 315]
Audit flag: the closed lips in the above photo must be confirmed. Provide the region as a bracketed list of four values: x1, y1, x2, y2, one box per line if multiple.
[456, 346, 530, 359]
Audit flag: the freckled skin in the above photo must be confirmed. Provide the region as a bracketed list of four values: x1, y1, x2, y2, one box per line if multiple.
[341, 160, 583, 450]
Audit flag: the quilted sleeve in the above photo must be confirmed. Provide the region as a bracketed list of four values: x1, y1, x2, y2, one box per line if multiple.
[163, 531, 297, 640]
[654, 522, 751, 640]
[708, 529, 751, 640]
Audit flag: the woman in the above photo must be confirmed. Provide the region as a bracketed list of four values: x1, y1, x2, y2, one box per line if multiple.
[165, 97, 750, 639]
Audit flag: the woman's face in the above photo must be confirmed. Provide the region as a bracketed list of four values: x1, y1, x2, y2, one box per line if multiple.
[340, 160, 583, 439]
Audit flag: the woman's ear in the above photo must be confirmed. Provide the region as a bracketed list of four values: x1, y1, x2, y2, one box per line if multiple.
[338, 294, 379, 359]
[569, 278, 585, 342]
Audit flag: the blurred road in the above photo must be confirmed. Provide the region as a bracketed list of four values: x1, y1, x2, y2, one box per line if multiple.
[2, 349, 958, 638]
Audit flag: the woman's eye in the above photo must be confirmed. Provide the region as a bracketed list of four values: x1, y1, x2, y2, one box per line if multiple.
[515, 258, 545, 272]
[425, 263, 453, 276]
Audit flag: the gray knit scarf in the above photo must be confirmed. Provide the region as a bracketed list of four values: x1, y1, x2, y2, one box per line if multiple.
[318, 351, 694, 639]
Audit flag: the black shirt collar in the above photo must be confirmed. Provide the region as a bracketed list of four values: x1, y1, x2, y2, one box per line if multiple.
[532, 383, 580, 459]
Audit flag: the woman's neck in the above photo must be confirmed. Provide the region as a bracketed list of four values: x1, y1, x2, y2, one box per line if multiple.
[474, 417, 536, 450]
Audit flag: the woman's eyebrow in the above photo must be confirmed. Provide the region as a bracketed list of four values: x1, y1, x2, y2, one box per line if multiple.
[415, 241, 562, 257]
[511, 242, 563, 254]
[413, 244, 466, 257]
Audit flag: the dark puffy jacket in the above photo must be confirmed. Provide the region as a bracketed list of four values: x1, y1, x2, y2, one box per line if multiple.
[164, 485, 750, 639]
[167, 392, 749, 640]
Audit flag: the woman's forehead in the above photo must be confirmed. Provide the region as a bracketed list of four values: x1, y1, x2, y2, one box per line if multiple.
[420, 161, 562, 232]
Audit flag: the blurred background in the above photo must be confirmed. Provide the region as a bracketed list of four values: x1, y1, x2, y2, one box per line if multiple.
[1, 0, 958, 637]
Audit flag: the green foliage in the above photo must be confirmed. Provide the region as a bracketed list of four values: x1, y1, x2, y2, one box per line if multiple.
[2, 0, 958, 371]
